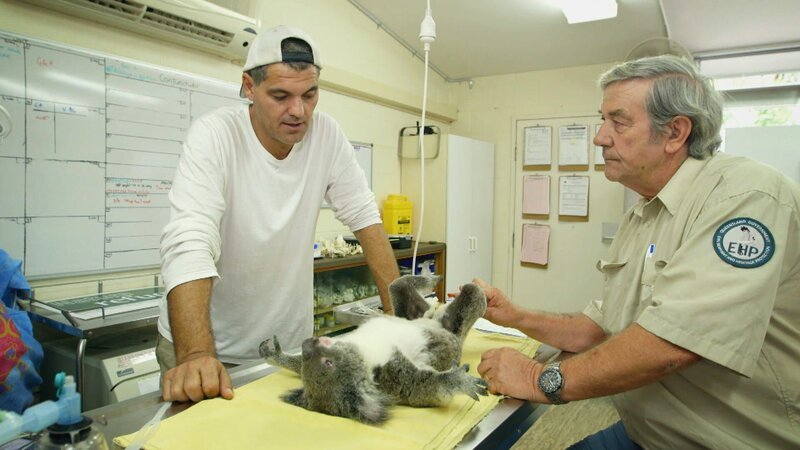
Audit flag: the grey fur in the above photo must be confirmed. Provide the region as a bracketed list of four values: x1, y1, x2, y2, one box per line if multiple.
[258, 275, 488, 424]
[388, 274, 442, 320]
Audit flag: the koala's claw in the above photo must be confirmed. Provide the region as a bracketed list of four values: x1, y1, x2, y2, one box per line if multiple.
[443, 364, 488, 401]
[464, 376, 489, 400]
[258, 339, 273, 359]
[258, 335, 283, 359]
[475, 378, 489, 396]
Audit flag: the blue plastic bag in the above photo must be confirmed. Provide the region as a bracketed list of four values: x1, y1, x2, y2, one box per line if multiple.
[0, 249, 44, 414]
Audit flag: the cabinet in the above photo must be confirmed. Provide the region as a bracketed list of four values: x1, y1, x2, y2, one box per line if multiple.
[397, 134, 493, 297]
[312, 242, 446, 336]
[445, 135, 494, 294]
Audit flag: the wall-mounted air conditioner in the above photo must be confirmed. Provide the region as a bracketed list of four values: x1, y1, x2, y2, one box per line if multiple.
[22, 0, 260, 62]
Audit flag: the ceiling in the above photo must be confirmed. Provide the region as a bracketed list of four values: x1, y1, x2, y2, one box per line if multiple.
[349, 0, 800, 82]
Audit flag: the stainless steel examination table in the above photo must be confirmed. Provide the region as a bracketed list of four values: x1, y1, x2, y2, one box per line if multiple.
[84, 359, 548, 449]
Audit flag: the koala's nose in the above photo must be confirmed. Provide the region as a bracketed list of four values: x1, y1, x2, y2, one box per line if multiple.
[302, 337, 320, 360]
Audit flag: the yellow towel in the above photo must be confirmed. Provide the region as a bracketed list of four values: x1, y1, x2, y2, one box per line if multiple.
[115, 331, 539, 450]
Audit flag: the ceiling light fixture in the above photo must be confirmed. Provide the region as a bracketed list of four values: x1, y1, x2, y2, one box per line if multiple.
[559, 0, 618, 24]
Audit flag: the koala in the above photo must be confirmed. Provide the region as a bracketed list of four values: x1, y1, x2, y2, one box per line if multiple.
[258, 275, 488, 425]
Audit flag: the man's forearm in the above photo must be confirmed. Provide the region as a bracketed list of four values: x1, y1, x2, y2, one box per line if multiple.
[516, 310, 606, 353]
[167, 278, 217, 362]
[354, 224, 401, 313]
[560, 323, 701, 401]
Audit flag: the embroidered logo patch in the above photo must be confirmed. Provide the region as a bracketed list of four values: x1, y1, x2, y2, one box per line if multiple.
[713, 217, 775, 268]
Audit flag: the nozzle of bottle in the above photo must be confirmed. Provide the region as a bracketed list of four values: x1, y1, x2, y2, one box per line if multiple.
[55, 374, 82, 426]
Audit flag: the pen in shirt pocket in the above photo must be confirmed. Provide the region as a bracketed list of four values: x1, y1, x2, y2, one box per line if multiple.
[646, 243, 655, 259]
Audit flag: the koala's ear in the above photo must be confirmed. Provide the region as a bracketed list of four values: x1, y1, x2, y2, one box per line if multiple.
[356, 392, 390, 425]
[281, 388, 309, 409]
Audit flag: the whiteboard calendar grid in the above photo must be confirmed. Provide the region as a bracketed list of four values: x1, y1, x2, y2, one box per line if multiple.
[0, 30, 246, 278]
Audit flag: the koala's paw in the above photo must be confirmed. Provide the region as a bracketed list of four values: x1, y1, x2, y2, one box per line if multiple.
[447, 364, 489, 400]
[258, 335, 283, 360]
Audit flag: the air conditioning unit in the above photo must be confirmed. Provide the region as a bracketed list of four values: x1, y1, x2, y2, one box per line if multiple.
[22, 0, 260, 62]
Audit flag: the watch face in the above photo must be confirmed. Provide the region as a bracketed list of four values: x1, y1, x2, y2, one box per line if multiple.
[540, 368, 563, 394]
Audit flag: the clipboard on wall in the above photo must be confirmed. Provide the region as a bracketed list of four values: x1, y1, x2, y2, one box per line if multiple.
[558, 175, 590, 222]
[594, 123, 605, 170]
[522, 126, 552, 170]
[522, 174, 550, 218]
[520, 223, 549, 267]
[558, 124, 589, 171]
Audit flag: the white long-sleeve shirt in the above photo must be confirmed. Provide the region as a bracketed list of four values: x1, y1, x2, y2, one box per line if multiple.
[158, 104, 380, 362]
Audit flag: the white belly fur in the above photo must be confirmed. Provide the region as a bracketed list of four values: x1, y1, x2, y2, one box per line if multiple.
[336, 316, 439, 370]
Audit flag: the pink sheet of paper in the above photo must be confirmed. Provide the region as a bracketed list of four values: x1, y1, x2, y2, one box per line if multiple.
[522, 175, 549, 215]
[521, 224, 550, 265]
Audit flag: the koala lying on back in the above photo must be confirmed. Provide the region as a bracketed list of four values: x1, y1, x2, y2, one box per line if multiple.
[258, 275, 488, 425]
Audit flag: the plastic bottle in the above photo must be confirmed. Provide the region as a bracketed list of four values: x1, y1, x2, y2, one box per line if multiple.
[0, 373, 108, 449]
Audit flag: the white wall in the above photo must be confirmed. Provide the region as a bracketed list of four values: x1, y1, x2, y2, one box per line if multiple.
[450, 64, 626, 310]
[2, 1, 628, 309]
[0, 0, 453, 297]
[314, 90, 449, 241]
[725, 126, 800, 183]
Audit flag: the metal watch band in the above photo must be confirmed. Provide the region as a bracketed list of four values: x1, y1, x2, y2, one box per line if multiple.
[538, 361, 569, 405]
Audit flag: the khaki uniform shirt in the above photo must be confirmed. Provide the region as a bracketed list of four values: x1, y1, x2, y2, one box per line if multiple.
[584, 152, 800, 449]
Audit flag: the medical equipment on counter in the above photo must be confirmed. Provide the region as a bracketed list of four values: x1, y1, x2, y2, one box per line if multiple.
[333, 296, 383, 326]
[39, 328, 160, 412]
[0, 373, 108, 449]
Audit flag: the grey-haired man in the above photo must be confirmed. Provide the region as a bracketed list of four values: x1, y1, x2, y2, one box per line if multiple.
[477, 55, 800, 449]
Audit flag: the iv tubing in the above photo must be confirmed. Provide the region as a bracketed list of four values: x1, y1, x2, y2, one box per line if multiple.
[411, 44, 430, 274]
[412, 0, 435, 275]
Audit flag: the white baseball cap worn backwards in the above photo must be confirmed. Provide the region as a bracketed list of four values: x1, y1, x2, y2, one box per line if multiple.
[239, 25, 322, 97]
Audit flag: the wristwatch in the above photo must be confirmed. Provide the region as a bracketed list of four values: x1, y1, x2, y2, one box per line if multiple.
[538, 361, 568, 404]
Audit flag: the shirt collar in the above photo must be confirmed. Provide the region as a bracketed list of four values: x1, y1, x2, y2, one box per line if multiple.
[655, 156, 711, 215]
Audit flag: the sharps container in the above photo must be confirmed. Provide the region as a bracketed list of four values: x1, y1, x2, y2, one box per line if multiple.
[382, 195, 413, 235]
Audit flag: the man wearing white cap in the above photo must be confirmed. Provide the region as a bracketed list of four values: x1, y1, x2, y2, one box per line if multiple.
[157, 25, 400, 403]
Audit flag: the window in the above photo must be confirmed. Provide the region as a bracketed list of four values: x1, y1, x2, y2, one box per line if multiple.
[717, 71, 800, 131]
[711, 70, 800, 183]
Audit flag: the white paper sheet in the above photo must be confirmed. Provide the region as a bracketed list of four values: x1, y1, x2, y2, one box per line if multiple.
[559, 176, 590, 216]
[473, 317, 527, 338]
[524, 126, 552, 165]
[558, 125, 589, 165]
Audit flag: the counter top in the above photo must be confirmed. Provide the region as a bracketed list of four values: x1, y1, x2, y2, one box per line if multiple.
[85, 360, 542, 449]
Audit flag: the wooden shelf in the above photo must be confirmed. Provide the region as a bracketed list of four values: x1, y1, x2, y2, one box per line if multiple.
[314, 323, 354, 337]
[314, 241, 445, 271]
[312, 241, 447, 336]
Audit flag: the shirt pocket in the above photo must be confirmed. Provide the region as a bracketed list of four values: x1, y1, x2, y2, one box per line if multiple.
[641, 258, 668, 286]
[596, 259, 628, 320]
[640, 258, 668, 307]
[597, 258, 628, 285]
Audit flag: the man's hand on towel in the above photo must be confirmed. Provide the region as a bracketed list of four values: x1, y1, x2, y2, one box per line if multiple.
[162, 353, 234, 403]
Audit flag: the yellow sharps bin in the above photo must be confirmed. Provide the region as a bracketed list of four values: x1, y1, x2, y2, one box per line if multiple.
[382, 194, 413, 235]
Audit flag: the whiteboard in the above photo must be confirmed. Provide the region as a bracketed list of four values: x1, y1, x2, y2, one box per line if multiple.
[0, 31, 227, 277]
[320, 141, 373, 209]
[0, 31, 375, 278]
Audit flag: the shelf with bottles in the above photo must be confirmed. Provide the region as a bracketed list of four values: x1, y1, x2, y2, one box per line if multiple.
[313, 312, 354, 337]
[312, 242, 446, 336]
[312, 265, 378, 336]
[313, 267, 379, 311]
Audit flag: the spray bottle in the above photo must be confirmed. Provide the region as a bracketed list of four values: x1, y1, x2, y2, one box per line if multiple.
[0, 372, 108, 449]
